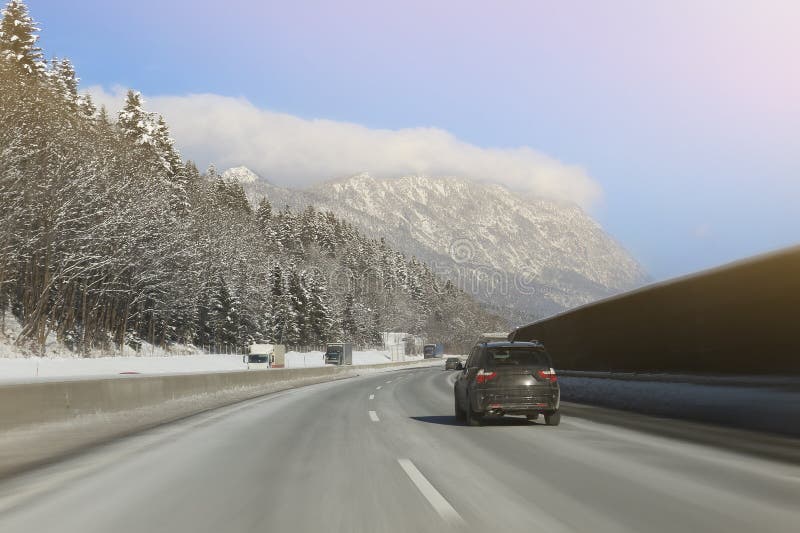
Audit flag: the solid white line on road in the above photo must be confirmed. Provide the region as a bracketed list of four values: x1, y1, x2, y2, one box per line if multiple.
[369, 394, 375, 400]
[376, 386, 382, 390]
[397, 458, 464, 526]
[369, 410, 380, 422]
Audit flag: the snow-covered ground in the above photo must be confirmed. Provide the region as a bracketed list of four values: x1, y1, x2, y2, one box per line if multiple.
[0, 347, 430, 383]
[0, 311, 433, 382]
[284, 349, 425, 368]
[0, 311, 203, 359]
[0, 354, 247, 382]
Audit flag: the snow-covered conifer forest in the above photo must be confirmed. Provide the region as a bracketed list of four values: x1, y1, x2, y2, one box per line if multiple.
[0, 0, 503, 356]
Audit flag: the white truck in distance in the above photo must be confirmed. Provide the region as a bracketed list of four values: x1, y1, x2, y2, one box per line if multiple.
[244, 344, 287, 369]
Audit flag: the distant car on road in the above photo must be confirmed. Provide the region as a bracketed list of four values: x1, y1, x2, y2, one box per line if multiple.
[454, 341, 560, 426]
[444, 357, 462, 370]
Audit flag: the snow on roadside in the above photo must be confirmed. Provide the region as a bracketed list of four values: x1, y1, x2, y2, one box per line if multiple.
[1, 312, 436, 381]
[0, 347, 431, 382]
[284, 351, 325, 368]
[284, 349, 425, 368]
[0, 354, 248, 382]
[0, 311, 204, 359]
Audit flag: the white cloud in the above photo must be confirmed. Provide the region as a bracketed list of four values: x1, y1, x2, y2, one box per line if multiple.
[88, 86, 601, 208]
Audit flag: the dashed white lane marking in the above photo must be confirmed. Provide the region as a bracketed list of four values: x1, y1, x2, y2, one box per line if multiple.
[369, 410, 380, 422]
[369, 394, 375, 400]
[376, 386, 382, 390]
[397, 458, 464, 526]
[386, 380, 392, 383]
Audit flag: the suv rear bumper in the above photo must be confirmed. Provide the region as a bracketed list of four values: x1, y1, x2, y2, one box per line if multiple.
[474, 388, 560, 414]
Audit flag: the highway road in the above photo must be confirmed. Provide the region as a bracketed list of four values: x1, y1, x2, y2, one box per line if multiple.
[0, 367, 798, 532]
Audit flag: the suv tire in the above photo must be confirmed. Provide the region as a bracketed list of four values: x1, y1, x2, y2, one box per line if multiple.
[454, 395, 466, 422]
[544, 410, 561, 426]
[467, 395, 483, 427]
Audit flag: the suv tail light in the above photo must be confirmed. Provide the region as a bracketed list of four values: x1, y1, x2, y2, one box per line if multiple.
[536, 368, 558, 383]
[476, 369, 497, 384]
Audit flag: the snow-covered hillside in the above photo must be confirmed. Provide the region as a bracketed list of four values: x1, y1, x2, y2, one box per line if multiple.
[234, 169, 648, 321]
[221, 165, 260, 183]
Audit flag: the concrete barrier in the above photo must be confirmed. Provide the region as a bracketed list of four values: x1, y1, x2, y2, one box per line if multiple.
[0, 367, 350, 431]
[0, 359, 435, 479]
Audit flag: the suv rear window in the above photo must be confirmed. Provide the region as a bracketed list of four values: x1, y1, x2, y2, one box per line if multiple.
[486, 347, 550, 368]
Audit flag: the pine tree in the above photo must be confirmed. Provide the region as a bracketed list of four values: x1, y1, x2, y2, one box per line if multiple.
[318, 212, 338, 256]
[77, 92, 97, 120]
[97, 104, 111, 126]
[299, 205, 318, 245]
[369, 308, 383, 345]
[153, 116, 190, 214]
[194, 292, 213, 350]
[227, 285, 244, 349]
[263, 265, 283, 342]
[210, 275, 237, 349]
[118, 90, 151, 145]
[268, 264, 284, 300]
[153, 115, 182, 175]
[275, 207, 301, 253]
[407, 257, 426, 301]
[49, 58, 79, 110]
[255, 198, 272, 230]
[302, 271, 332, 344]
[0, 0, 45, 76]
[288, 269, 309, 342]
[270, 292, 299, 345]
[233, 277, 258, 348]
[341, 292, 357, 342]
[212, 174, 250, 214]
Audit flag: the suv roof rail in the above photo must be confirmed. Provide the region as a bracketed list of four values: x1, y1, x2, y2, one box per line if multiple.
[482, 339, 545, 347]
[476, 332, 510, 344]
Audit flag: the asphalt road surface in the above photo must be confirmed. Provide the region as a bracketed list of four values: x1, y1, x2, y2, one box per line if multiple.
[1, 367, 798, 532]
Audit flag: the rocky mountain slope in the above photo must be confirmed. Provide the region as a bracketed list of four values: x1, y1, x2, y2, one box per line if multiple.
[233, 170, 647, 323]
[221, 166, 259, 184]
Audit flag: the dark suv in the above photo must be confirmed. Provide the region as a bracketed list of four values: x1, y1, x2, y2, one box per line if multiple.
[444, 357, 462, 370]
[453, 341, 560, 426]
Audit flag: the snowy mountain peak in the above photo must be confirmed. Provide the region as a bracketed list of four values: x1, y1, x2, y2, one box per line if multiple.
[323, 172, 377, 192]
[222, 166, 261, 184]
[240, 172, 648, 321]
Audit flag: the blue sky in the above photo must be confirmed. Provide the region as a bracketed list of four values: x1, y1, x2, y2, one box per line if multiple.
[27, 0, 800, 280]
